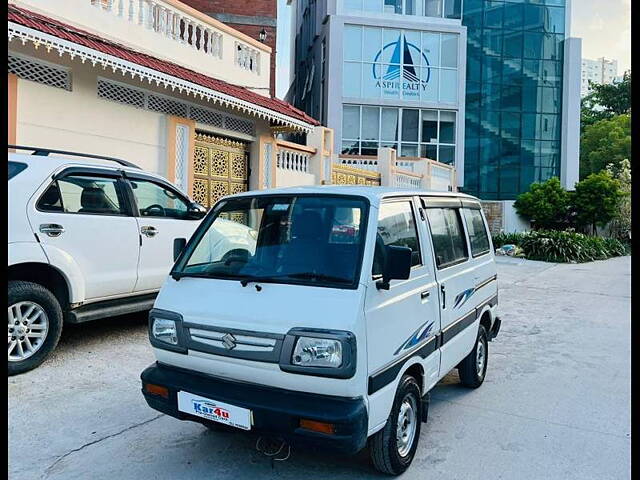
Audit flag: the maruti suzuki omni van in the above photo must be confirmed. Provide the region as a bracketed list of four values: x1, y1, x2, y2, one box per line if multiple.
[140, 186, 501, 475]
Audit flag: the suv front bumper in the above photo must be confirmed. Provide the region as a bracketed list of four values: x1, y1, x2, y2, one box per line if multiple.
[140, 362, 368, 454]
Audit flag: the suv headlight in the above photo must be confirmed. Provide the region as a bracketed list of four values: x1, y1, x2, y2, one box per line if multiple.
[148, 309, 187, 353]
[280, 328, 356, 379]
[292, 337, 342, 368]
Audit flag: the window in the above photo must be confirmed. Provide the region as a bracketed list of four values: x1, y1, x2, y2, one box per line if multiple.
[462, 208, 490, 257]
[345, 0, 460, 18]
[342, 105, 456, 162]
[38, 175, 126, 215]
[373, 201, 421, 276]
[8, 161, 27, 180]
[129, 179, 189, 219]
[426, 207, 468, 268]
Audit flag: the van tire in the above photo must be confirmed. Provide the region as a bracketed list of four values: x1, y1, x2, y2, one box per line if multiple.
[458, 324, 488, 388]
[8, 281, 63, 376]
[369, 374, 422, 475]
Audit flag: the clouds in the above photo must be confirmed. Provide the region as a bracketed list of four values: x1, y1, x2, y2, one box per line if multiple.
[572, 0, 631, 72]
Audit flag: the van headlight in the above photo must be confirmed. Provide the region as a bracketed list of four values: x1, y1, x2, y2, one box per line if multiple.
[280, 328, 356, 378]
[148, 309, 187, 353]
[292, 337, 342, 368]
[152, 318, 178, 345]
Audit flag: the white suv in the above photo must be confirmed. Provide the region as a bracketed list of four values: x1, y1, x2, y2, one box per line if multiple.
[8, 146, 207, 375]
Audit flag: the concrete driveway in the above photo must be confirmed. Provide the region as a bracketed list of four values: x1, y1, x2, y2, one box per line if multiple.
[8, 256, 631, 480]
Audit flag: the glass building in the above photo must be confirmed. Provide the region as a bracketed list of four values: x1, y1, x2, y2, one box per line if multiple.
[287, 0, 580, 209]
[462, 0, 575, 200]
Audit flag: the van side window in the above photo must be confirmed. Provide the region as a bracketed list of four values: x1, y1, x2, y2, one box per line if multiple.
[462, 208, 491, 257]
[37, 175, 126, 215]
[426, 208, 468, 269]
[373, 201, 421, 277]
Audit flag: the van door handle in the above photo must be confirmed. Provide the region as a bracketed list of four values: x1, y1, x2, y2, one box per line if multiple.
[141, 225, 158, 237]
[420, 290, 430, 300]
[440, 285, 446, 309]
[39, 224, 64, 237]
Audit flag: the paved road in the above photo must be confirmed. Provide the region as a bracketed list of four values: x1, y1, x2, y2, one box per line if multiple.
[9, 256, 631, 480]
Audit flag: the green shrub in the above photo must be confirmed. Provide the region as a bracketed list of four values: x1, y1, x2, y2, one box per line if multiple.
[513, 177, 571, 230]
[491, 230, 630, 263]
[571, 171, 624, 234]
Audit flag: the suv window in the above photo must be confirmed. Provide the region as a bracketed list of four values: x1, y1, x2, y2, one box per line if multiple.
[373, 200, 421, 277]
[8, 161, 27, 180]
[38, 175, 127, 215]
[462, 208, 490, 257]
[129, 179, 189, 219]
[426, 207, 468, 269]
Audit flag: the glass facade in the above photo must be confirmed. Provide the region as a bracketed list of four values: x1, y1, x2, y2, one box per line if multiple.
[343, 25, 460, 104]
[345, 0, 462, 19]
[342, 105, 457, 163]
[462, 0, 566, 200]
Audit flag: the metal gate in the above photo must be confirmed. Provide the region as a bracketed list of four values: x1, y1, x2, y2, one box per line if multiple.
[192, 132, 249, 208]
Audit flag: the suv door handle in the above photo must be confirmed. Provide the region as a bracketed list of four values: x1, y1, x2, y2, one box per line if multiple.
[39, 224, 64, 237]
[420, 290, 430, 300]
[141, 225, 158, 237]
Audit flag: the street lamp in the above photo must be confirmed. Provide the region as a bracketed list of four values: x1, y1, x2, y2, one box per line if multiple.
[259, 28, 267, 43]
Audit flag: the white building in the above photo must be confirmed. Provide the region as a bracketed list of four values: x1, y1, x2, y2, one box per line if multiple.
[581, 57, 618, 97]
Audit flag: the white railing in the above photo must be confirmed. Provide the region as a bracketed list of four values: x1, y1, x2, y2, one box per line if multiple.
[235, 42, 261, 74]
[393, 169, 423, 189]
[92, 0, 225, 59]
[275, 140, 316, 173]
[335, 156, 378, 172]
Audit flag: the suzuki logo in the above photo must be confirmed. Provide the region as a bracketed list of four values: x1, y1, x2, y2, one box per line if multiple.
[222, 333, 237, 350]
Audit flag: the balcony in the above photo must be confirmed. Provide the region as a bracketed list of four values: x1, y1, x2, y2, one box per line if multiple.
[13, 0, 271, 95]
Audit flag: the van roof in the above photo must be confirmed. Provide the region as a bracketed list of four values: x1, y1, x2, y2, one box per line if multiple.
[230, 185, 480, 205]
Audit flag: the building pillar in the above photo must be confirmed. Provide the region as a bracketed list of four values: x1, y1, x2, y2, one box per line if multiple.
[307, 126, 334, 184]
[561, 37, 582, 190]
[165, 115, 196, 195]
[378, 147, 395, 187]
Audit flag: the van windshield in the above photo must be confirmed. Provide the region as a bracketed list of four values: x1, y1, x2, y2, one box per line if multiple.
[174, 195, 369, 288]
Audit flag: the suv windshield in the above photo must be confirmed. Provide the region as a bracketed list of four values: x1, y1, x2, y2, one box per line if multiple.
[8, 161, 27, 180]
[174, 195, 369, 288]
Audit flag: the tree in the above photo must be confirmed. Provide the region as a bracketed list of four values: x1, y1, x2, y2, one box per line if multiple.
[579, 114, 631, 178]
[513, 177, 570, 230]
[571, 172, 623, 235]
[605, 159, 631, 240]
[580, 71, 631, 133]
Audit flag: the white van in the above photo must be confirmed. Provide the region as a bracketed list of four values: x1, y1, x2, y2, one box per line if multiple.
[140, 187, 501, 475]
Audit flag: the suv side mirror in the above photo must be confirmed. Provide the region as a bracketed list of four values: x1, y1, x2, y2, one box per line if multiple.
[173, 238, 187, 262]
[187, 202, 207, 220]
[376, 245, 412, 290]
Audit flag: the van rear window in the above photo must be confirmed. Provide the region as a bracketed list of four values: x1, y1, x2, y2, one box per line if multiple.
[8, 161, 27, 180]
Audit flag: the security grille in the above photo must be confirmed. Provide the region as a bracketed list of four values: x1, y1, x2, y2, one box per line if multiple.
[148, 94, 188, 117]
[8, 54, 71, 91]
[97, 79, 144, 108]
[97, 78, 255, 137]
[223, 116, 254, 136]
[189, 106, 223, 128]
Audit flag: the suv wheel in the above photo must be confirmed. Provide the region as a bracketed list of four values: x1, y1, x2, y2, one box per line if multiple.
[8, 281, 63, 376]
[458, 324, 489, 388]
[369, 374, 422, 475]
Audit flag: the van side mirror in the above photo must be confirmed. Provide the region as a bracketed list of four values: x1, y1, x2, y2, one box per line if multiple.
[376, 245, 412, 290]
[187, 202, 207, 220]
[173, 238, 187, 262]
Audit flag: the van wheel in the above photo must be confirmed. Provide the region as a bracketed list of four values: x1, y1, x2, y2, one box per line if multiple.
[8, 281, 63, 376]
[458, 324, 488, 388]
[369, 374, 422, 475]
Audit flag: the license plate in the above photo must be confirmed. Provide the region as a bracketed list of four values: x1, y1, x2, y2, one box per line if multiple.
[177, 391, 252, 430]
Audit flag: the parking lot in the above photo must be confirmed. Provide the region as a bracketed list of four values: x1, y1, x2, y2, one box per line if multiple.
[9, 256, 630, 480]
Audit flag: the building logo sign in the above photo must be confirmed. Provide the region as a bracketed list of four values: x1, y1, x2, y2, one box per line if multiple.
[373, 35, 431, 98]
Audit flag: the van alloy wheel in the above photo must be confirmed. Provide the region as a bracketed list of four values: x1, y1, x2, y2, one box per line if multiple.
[396, 394, 418, 457]
[8, 301, 49, 362]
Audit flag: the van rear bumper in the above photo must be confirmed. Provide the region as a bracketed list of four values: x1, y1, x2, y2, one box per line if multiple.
[140, 362, 368, 454]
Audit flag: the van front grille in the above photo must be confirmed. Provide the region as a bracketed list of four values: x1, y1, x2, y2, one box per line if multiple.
[183, 323, 285, 363]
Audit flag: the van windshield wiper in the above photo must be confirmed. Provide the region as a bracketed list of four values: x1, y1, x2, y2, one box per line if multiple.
[239, 272, 351, 286]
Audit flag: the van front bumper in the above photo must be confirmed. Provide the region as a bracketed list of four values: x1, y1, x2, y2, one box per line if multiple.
[140, 362, 368, 455]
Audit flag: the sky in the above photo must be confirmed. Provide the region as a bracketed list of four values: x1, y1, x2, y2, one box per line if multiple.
[275, 0, 632, 99]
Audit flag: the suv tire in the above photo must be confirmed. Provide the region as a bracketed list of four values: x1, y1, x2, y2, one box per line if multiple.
[458, 324, 489, 388]
[369, 374, 422, 475]
[8, 281, 63, 376]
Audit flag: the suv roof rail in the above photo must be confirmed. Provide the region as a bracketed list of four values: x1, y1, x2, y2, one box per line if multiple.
[8, 145, 141, 169]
